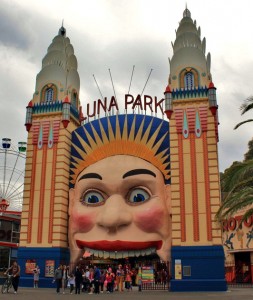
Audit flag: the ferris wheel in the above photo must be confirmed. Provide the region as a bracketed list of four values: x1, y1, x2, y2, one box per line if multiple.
[0, 138, 26, 212]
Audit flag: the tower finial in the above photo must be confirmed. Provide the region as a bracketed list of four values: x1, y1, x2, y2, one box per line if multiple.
[183, 4, 191, 18]
[58, 20, 66, 37]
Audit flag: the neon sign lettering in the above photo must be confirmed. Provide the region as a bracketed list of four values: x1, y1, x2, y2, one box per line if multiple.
[84, 94, 165, 119]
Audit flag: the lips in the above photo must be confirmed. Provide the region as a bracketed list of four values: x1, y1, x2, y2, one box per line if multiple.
[76, 240, 162, 251]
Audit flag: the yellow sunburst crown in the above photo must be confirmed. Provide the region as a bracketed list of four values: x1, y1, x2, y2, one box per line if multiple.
[69, 114, 170, 187]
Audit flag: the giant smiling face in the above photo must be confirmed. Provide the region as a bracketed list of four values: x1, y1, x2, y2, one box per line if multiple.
[68, 155, 171, 267]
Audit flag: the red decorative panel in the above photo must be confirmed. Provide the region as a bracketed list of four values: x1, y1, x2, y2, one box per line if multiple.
[32, 121, 41, 145]
[42, 121, 50, 144]
[198, 106, 208, 132]
[32, 120, 60, 145]
[186, 108, 196, 133]
[174, 109, 184, 133]
[53, 120, 61, 143]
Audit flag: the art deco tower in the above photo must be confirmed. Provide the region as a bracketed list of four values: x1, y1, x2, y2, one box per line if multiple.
[18, 26, 82, 286]
[164, 8, 226, 291]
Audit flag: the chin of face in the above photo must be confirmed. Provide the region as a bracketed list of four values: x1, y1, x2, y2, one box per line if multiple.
[156, 247, 171, 262]
[70, 248, 82, 268]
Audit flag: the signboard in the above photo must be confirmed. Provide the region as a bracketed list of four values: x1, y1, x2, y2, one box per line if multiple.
[84, 94, 165, 119]
[141, 266, 154, 283]
[45, 260, 55, 277]
[25, 259, 36, 274]
[175, 259, 182, 280]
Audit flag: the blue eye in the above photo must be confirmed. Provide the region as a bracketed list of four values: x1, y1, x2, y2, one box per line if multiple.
[128, 188, 150, 204]
[81, 191, 104, 206]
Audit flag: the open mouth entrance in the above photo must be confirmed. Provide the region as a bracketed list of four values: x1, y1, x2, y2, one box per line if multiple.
[76, 252, 169, 285]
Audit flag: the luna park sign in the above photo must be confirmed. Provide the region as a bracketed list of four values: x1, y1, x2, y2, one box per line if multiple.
[83, 94, 165, 119]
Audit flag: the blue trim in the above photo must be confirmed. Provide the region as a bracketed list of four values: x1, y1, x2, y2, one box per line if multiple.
[32, 100, 79, 120]
[170, 245, 227, 291]
[172, 86, 208, 99]
[17, 247, 69, 288]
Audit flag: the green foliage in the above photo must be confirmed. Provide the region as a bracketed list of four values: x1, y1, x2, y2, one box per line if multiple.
[234, 96, 253, 129]
[216, 95, 253, 222]
[244, 139, 253, 161]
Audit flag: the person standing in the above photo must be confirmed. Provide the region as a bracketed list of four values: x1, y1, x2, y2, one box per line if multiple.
[100, 270, 105, 293]
[116, 264, 124, 292]
[93, 266, 101, 294]
[4, 261, 21, 294]
[68, 273, 75, 294]
[82, 267, 90, 292]
[62, 265, 69, 294]
[106, 267, 115, 293]
[124, 268, 132, 291]
[88, 267, 94, 294]
[54, 265, 63, 294]
[33, 265, 40, 288]
[74, 266, 83, 294]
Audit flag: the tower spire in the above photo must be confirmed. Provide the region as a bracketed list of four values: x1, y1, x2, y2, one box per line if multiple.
[183, 4, 191, 18]
[58, 20, 66, 36]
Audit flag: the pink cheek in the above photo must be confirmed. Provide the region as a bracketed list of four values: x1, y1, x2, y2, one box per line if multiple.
[134, 207, 165, 232]
[71, 211, 96, 232]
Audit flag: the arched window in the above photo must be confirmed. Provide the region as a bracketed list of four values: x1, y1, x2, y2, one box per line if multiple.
[184, 72, 194, 90]
[45, 88, 54, 102]
[72, 91, 78, 108]
[41, 84, 57, 103]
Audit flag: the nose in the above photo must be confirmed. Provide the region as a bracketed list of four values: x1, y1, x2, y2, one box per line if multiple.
[97, 194, 132, 233]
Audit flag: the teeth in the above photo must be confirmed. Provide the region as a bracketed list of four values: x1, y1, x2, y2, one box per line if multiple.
[122, 251, 129, 258]
[112, 252, 117, 259]
[84, 247, 156, 258]
[116, 252, 123, 259]
[146, 248, 153, 255]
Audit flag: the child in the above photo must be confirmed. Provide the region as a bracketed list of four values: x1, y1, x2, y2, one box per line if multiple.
[125, 268, 132, 291]
[33, 265, 40, 288]
[68, 273, 75, 294]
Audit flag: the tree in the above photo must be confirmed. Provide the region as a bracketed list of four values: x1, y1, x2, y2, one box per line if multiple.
[244, 138, 253, 161]
[216, 95, 253, 222]
[216, 159, 253, 221]
[234, 96, 253, 129]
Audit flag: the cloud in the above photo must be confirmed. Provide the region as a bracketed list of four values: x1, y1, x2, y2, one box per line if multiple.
[1, 0, 253, 175]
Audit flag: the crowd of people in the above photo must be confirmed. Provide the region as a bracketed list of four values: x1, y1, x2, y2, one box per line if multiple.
[3, 261, 168, 295]
[53, 263, 138, 295]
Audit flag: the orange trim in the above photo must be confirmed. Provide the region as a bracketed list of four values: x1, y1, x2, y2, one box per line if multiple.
[37, 144, 47, 243]
[27, 145, 37, 243]
[202, 132, 212, 240]
[0, 241, 18, 248]
[178, 135, 186, 242]
[48, 144, 57, 243]
[190, 133, 199, 241]
[0, 211, 21, 216]
[0, 215, 21, 221]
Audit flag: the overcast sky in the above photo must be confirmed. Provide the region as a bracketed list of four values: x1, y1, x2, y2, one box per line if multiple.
[0, 0, 253, 172]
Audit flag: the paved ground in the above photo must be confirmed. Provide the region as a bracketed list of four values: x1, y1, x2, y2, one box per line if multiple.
[2, 287, 253, 300]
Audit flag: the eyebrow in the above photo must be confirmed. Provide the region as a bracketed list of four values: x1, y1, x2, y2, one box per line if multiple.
[123, 169, 156, 179]
[78, 173, 102, 181]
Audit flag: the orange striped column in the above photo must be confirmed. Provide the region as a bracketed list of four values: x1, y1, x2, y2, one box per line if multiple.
[189, 133, 199, 241]
[37, 144, 47, 243]
[27, 145, 37, 243]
